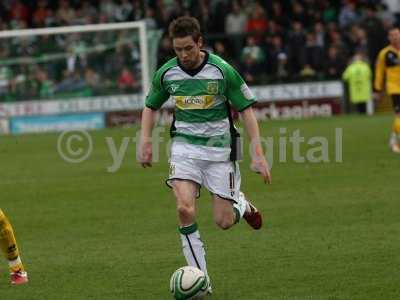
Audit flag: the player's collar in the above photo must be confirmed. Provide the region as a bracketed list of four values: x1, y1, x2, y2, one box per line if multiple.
[178, 50, 209, 77]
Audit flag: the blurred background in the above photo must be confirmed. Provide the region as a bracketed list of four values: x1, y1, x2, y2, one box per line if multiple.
[0, 0, 399, 133]
[1, 3, 400, 299]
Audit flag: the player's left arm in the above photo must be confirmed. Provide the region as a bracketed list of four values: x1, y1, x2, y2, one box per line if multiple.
[224, 64, 271, 184]
[240, 107, 272, 184]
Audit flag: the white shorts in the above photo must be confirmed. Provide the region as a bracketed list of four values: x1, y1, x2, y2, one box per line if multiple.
[166, 156, 241, 203]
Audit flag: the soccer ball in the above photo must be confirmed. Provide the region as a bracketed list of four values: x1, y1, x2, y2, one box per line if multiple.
[169, 266, 209, 300]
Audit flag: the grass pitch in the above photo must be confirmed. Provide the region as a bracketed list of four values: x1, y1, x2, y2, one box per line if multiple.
[0, 114, 399, 299]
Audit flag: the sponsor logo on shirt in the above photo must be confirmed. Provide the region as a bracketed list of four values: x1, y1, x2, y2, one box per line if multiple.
[174, 95, 216, 109]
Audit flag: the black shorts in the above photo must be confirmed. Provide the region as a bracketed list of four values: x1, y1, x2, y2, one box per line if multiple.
[391, 94, 400, 113]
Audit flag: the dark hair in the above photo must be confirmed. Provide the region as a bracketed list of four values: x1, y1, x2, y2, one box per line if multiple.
[168, 16, 201, 42]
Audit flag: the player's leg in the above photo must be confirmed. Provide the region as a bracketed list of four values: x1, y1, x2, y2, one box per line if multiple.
[212, 195, 236, 230]
[205, 161, 263, 230]
[172, 179, 198, 227]
[389, 95, 400, 153]
[212, 191, 262, 230]
[171, 180, 209, 277]
[0, 209, 28, 285]
[167, 158, 209, 277]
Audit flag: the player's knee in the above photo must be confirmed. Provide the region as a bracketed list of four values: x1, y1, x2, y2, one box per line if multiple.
[177, 204, 195, 220]
[214, 216, 234, 230]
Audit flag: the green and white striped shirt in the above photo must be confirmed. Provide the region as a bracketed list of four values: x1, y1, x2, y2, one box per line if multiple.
[145, 51, 256, 161]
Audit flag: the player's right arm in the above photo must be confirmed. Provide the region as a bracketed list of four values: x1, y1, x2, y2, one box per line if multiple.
[140, 107, 157, 167]
[139, 69, 170, 168]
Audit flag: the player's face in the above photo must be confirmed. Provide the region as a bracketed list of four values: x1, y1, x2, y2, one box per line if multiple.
[173, 36, 202, 69]
[389, 29, 400, 47]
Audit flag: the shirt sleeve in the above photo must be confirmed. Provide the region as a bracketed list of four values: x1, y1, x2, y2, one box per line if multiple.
[224, 64, 256, 111]
[145, 70, 170, 110]
[374, 50, 386, 92]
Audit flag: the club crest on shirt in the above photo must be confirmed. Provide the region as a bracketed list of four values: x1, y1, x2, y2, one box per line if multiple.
[207, 81, 219, 94]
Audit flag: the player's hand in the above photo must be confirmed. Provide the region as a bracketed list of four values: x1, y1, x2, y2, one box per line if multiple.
[250, 156, 271, 184]
[139, 139, 152, 168]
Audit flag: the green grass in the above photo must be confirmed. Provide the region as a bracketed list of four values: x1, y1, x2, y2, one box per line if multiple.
[0, 114, 399, 299]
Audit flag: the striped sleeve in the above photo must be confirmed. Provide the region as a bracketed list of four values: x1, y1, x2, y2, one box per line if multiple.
[224, 64, 256, 111]
[145, 69, 170, 110]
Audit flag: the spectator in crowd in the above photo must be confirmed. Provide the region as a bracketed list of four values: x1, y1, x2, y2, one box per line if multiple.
[264, 20, 283, 40]
[327, 27, 347, 57]
[157, 34, 175, 68]
[32, 0, 50, 28]
[35, 67, 53, 98]
[361, 5, 387, 63]
[9, 0, 29, 26]
[245, 3, 268, 40]
[213, 41, 232, 64]
[0, 0, 397, 103]
[321, 1, 338, 23]
[57, 0, 75, 25]
[377, 3, 397, 30]
[241, 36, 266, 66]
[314, 21, 326, 47]
[325, 45, 346, 78]
[301, 32, 325, 76]
[287, 21, 306, 74]
[339, 0, 359, 29]
[66, 33, 87, 73]
[353, 27, 369, 58]
[269, 1, 289, 28]
[100, 0, 117, 22]
[84, 67, 101, 94]
[240, 53, 262, 85]
[115, 0, 133, 22]
[265, 35, 289, 80]
[80, 0, 98, 24]
[225, 1, 247, 36]
[225, 1, 247, 57]
[142, 6, 157, 30]
[291, 1, 307, 25]
[129, 0, 144, 22]
[118, 67, 139, 92]
[55, 70, 85, 94]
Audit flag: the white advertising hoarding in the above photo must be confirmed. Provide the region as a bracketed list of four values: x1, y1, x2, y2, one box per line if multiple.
[0, 118, 9, 134]
[0, 94, 144, 118]
[0, 81, 344, 118]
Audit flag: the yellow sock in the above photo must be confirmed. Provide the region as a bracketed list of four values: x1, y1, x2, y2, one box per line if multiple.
[0, 209, 25, 273]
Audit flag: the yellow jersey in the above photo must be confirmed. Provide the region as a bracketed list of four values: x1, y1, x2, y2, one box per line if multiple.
[374, 45, 400, 95]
